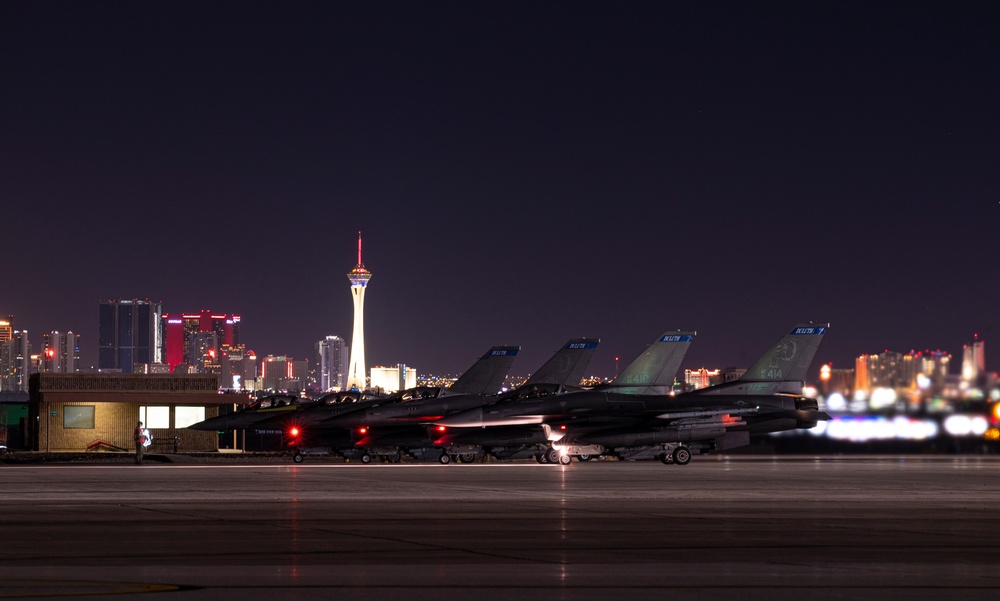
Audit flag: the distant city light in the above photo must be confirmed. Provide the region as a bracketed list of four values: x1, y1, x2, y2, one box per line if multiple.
[943, 415, 989, 437]
[820, 416, 938, 441]
[825, 392, 847, 412]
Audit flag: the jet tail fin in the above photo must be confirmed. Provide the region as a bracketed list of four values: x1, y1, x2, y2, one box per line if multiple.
[524, 338, 599, 387]
[701, 323, 828, 395]
[447, 346, 520, 396]
[606, 331, 695, 395]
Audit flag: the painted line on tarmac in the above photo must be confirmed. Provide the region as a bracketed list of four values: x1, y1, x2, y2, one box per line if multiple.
[0, 578, 191, 597]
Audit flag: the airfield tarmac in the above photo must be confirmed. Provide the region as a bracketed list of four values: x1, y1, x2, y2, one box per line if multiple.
[0, 455, 998, 600]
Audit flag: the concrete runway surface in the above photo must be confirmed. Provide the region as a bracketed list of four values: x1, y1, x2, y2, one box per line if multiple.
[1, 456, 998, 600]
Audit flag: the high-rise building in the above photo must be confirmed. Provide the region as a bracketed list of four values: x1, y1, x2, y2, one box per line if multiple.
[219, 345, 256, 391]
[162, 311, 241, 372]
[189, 331, 219, 372]
[41, 331, 80, 373]
[370, 364, 416, 393]
[316, 335, 348, 392]
[261, 355, 308, 393]
[962, 334, 985, 382]
[346, 231, 372, 390]
[0, 315, 13, 344]
[98, 299, 163, 373]
[0, 329, 30, 392]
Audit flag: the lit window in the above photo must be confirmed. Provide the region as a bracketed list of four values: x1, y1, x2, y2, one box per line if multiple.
[140, 406, 170, 429]
[175, 407, 206, 429]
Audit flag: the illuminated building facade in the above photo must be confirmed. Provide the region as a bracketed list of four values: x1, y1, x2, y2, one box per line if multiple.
[219, 345, 256, 391]
[962, 335, 985, 382]
[346, 232, 371, 390]
[162, 311, 241, 372]
[261, 355, 308, 393]
[0, 315, 12, 344]
[855, 351, 906, 391]
[316, 335, 348, 392]
[0, 329, 30, 392]
[41, 331, 80, 373]
[370, 364, 416, 393]
[684, 368, 722, 389]
[98, 299, 163, 373]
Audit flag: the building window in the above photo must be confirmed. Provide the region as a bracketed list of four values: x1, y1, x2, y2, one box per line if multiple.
[64, 406, 95, 429]
[175, 406, 205, 429]
[140, 406, 170, 429]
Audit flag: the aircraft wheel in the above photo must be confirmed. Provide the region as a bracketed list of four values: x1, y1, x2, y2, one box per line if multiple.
[535, 454, 547, 464]
[360, 453, 373, 464]
[558, 453, 571, 465]
[459, 453, 477, 464]
[659, 453, 673, 465]
[546, 449, 561, 464]
[293, 453, 304, 464]
[671, 446, 692, 466]
[439, 452, 452, 465]
[577, 454, 592, 462]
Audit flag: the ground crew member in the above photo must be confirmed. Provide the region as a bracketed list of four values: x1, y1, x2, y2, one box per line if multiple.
[133, 421, 147, 464]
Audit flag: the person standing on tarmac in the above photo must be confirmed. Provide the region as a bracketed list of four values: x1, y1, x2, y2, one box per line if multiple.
[133, 421, 148, 464]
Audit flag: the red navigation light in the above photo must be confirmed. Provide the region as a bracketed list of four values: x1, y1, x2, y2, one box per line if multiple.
[358, 427, 368, 435]
[560, 425, 567, 430]
[436, 426, 446, 432]
[288, 427, 300, 438]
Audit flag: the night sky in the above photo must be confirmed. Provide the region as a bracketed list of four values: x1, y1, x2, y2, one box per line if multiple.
[3, 1, 998, 379]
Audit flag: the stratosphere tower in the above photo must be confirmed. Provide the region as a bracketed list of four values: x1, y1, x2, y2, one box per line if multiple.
[346, 231, 371, 390]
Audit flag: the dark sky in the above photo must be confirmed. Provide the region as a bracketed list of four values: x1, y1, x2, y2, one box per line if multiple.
[2, 1, 998, 380]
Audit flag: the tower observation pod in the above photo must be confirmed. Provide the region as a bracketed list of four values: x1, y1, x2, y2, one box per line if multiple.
[346, 231, 371, 390]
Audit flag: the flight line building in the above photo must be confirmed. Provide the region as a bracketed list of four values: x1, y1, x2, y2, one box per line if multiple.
[28, 373, 243, 453]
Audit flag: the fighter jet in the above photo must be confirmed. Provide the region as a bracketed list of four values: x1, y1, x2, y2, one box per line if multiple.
[433, 330, 694, 462]
[186, 394, 312, 432]
[438, 323, 830, 465]
[258, 345, 519, 435]
[309, 338, 599, 464]
[280, 344, 523, 462]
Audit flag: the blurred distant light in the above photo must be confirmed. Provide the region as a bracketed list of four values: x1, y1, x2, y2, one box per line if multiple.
[943, 415, 987, 437]
[853, 389, 868, 403]
[994, 403, 1000, 421]
[944, 415, 972, 436]
[916, 374, 931, 390]
[825, 416, 937, 441]
[985, 428, 1000, 442]
[825, 392, 847, 412]
[803, 386, 818, 398]
[869, 387, 897, 410]
[971, 416, 988, 435]
[820, 364, 831, 381]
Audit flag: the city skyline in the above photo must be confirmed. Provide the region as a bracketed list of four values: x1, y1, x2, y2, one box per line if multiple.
[0, 303, 991, 384]
[3, 1, 997, 377]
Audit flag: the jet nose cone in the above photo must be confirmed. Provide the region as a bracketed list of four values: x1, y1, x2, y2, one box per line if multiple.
[435, 407, 483, 428]
[187, 416, 229, 431]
